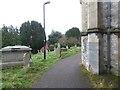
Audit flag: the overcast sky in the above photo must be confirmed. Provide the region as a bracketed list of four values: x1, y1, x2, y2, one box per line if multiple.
[0, 0, 82, 39]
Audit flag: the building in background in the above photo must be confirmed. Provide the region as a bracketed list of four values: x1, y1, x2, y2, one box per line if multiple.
[80, 1, 120, 76]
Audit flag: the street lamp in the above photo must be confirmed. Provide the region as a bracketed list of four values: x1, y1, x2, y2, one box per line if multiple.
[43, 1, 50, 60]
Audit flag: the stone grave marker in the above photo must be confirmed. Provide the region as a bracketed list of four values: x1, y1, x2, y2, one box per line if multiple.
[0, 45, 32, 69]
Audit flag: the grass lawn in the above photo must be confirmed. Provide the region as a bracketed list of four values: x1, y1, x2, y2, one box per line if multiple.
[2, 47, 80, 89]
[80, 64, 120, 88]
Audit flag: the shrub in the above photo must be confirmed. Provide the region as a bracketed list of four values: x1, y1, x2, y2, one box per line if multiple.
[66, 42, 75, 48]
[60, 43, 66, 48]
[49, 45, 54, 51]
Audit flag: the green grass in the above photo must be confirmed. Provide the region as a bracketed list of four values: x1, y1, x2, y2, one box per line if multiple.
[60, 47, 80, 59]
[2, 47, 80, 89]
[80, 64, 120, 88]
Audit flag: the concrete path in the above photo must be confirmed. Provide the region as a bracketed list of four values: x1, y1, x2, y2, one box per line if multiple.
[32, 54, 91, 88]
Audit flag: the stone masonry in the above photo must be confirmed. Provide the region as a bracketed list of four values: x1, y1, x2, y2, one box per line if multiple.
[80, 1, 120, 76]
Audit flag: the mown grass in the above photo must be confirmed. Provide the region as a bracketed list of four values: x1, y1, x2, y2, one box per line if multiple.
[2, 47, 80, 89]
[80, 64, 120, 89]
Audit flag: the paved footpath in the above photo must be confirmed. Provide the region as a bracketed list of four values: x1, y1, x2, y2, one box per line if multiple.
[32, 54, 91, 88]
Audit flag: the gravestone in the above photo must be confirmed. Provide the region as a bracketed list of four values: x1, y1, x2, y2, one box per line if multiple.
[23, 52, 31, 72]
[66, 46, 69, 49]
[55, 43, 61, 57]
[0, 45, 32, 69]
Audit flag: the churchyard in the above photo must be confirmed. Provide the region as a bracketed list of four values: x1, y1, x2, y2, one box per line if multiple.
[1, 47, 80, 88]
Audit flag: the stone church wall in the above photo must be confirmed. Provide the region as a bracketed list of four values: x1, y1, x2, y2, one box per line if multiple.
[80, 1, 120, 76]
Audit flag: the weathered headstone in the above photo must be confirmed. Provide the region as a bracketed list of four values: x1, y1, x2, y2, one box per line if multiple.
[23, 52, 31, 72]
[66, 46, 69, 49]
[75, 45, 77, 47]
[55, 43, 61, 57]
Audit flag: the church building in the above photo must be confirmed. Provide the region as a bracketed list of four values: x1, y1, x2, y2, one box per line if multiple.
[80, 0, 120, 76]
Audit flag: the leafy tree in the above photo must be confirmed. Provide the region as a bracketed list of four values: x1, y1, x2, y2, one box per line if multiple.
[58, 35, 79, 48]
[20, 21, 31, 46]
[65, 27, 80, 40]
[48, 30, 62, 45]
[2, 25, 21, 47]
[58, 27, 81, 48]
[58, 34, 67, 44]
[20, 21, 44, 53]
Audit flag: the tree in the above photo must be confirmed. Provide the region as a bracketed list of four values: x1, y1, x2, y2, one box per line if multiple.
[65, 27, 80, 40]
[48, 30, 62, 45]
[2, 25, 21, 47]
[58, 35, 79, 48]
[20, 21, 44, 53]
[20, 21, 31, 46]
[64, 27, 81, 47]
[58, 34, 67, 44]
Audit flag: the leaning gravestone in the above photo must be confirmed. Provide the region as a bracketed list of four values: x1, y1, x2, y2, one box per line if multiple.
[23, 52, 31, 72]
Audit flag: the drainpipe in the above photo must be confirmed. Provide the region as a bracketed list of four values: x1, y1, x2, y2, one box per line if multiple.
[106, 1, 111, 74]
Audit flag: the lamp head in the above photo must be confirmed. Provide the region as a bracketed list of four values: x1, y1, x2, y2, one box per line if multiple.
[44, 1, 50, 5]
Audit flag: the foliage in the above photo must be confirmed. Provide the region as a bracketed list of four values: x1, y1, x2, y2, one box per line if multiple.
[60, 43, 66, 48]
[2, 25, 21, 47]
[80, 64, 119, 88]
[66, 37, 80, 48]
[2, 47, 80, 89]
[58, 35, 67, 44]
[59, 35, 80, 48]
[60, 47, 80, 59]
[66, 42, 75, 48]
[49, 44, 54, 51]
[58, 27, 81, 48]
[65, 27, 80, 40]
[20, 21, 44, 53]
[48, 30, 62, 45]
[1, 21, 44, 54]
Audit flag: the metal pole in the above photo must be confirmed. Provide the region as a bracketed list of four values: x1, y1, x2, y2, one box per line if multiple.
[43, 4, 46, 60]
[43, 1, 50, 61]
[107, 1, 111, 74]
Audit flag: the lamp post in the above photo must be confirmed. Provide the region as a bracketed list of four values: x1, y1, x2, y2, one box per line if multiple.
[43, 1, 50, 60]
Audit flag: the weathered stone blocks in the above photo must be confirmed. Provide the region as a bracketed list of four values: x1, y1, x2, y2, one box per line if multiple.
[88, 33, 99, 74]
[80, 1, 119, 76]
